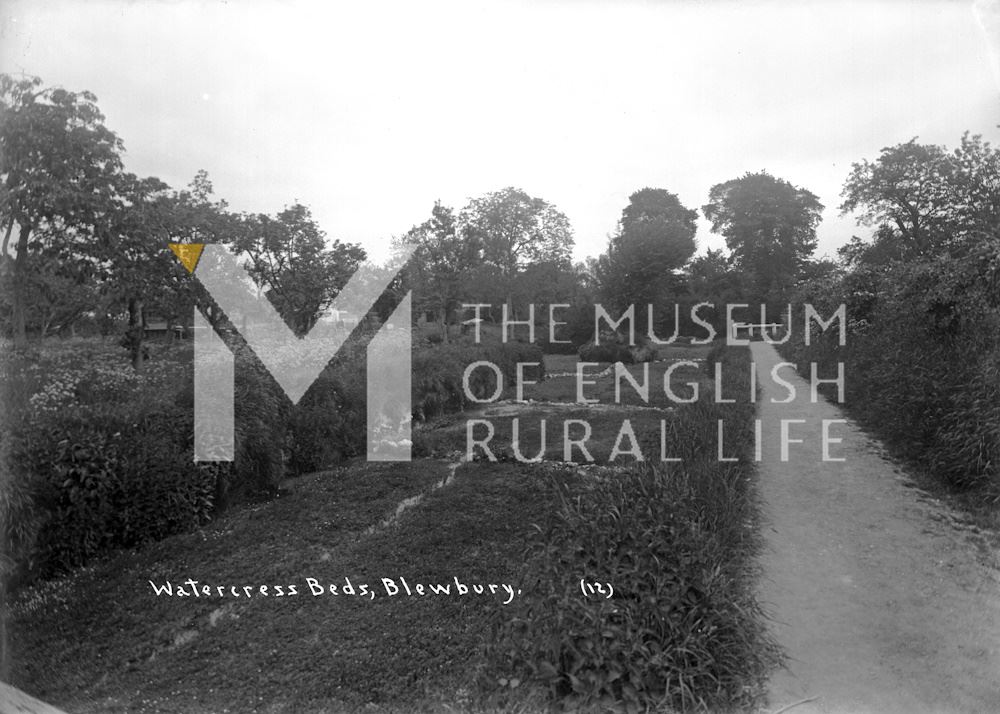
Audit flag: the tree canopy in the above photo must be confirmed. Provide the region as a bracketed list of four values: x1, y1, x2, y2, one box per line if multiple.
[596, 188, 698, 316]
[0, 74, 125, 344]
[840, 134, 1000, 265]
[394, 201, 481, 341]
[231, 203, 367, 336]
[459, 187, 573, 315]
[702, 172, 823, 303]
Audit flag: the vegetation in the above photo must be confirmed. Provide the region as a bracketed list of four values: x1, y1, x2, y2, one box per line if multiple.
[702, 171, 824, 306]
[5, 66, 1000, 714]
[782, 133, 1000, 506]
[8, 344, 777, 713]
[485, 344, 779, 713]
[0, 333, 545, 585]
[593, 188, 698, 332]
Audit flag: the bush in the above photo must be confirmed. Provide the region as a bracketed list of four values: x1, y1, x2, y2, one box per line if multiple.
[781, 254, 1000, 495]
[578, 330, 658, 364]
[412, 340, 545, 420]
[286, 356, 366, 475]
[2, 339, 286, 583]
[578, 341, 633, 364]
[486, 346, 779, 712]
[9, 406, 214, 580]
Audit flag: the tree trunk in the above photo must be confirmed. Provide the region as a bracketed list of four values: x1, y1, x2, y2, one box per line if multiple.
[39, 311, 51, 339]
[12, 223, 31, 347]
[0, 580, 8, 682]
[125, 296, 145, 371]
[1, 218, 13, 257]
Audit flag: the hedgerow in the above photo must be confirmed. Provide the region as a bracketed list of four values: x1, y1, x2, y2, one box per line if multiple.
[781, 250, 1000, 497]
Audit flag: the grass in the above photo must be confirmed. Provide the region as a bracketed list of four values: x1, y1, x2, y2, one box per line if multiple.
[414, 346, 714, 463]
[484, 345, 781, 712]
[9, 460, 571, 713]
[10, 341, 777, 713]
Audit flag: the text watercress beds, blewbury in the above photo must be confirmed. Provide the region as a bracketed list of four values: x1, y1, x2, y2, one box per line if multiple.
[149, 576, 523, 605]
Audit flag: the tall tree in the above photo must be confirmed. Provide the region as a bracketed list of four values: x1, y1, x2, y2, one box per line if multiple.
[93, 173, 181, 369]
[232, 203, 366, 336]
[840, 134, 1000, 264]
[702, 172, 823, 303]
[153, 171, 237, 331]
[596, 188, 698, 318]
[394, 201, 481, 342]
[459, 187, 574, 316]
[840, 139, 954, 260]
[0, 74, 123, 345]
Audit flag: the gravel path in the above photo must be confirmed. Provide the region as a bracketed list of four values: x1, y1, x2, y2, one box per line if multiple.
[752, 342, 1000, 714]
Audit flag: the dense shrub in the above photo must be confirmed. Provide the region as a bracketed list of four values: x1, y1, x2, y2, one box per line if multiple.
[2, 339, 285, 582]
[486, 346, 779, 712]
[781, 252, 1000, 496]
[18, 408, 214, 578]
[285, 339, 367, 474]
[412, 339, 545, 420]
[578, 331, 657, 364]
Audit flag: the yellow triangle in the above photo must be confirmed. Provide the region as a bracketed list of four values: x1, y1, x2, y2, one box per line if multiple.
[170, 243, 205, 274]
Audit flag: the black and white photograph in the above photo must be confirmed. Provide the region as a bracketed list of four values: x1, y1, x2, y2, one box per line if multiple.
[1, 1, 1000, 712]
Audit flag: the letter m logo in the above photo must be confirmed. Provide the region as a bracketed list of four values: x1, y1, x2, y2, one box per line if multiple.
[171, 243, 414, 462]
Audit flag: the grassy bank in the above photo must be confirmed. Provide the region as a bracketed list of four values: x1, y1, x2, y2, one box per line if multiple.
[9, 343, 778, 713]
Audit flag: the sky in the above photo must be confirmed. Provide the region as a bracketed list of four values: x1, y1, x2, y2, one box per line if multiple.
[2, 0, 999, 264]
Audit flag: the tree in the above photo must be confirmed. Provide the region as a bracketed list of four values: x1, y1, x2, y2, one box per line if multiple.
[394, 201, 481, 342]
[232, 203, 366, 336]
[596, 188, 697, 319]
[459, 187, 574, 316]
[0, 74, 123, 345]
[702, 172, 823, 304]
[153, 171, 238, 331]
[840, 139, 954, 260]
[840, 134, 1000, 264]
[94, 173, 180, 369]
[686, 248, 744, 304]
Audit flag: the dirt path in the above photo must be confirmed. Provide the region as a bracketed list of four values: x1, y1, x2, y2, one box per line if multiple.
[751, 342, 1000, 714]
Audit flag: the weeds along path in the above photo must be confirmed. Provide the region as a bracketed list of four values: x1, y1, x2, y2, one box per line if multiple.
[751, 342, 1000, 714]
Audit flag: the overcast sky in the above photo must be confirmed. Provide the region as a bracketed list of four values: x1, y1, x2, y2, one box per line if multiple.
[2, 0, 999, 263]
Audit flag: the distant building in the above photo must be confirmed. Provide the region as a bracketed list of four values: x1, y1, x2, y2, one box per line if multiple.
[318, 307, 359, 327]
[144, 315, 187, 339]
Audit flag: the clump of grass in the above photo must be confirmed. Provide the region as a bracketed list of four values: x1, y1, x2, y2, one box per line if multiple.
[483, 345, 781, 712]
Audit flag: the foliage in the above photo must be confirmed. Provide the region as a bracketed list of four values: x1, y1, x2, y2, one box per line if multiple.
[231, 203, 367, 336]
[1, 339, 287, 581]
[411, 339, 545, 421]
[782, 248, 1000, 495]
[459, 187, 574, 314]
[394, 201, 481, 341]
[702, 171, 823, 304]
[840, 133, 1000, 265]
[0, 73, 125, 345]
[595, 188, 698, 324]
[783, 132, 1000, 498]
[486, 346, 779, 712]
[284, 338, 367, 475]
